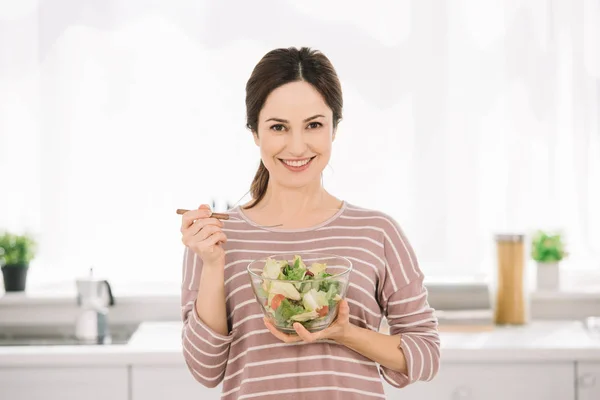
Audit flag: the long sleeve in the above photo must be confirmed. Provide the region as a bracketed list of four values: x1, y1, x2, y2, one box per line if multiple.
[377, 216, 441, 388]
[180, 247, 234, 388]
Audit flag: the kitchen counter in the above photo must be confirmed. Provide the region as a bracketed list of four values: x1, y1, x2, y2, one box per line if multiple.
[1, 320, 600, 367]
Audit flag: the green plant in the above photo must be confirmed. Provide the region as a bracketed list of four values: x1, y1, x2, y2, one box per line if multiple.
[531, 230, 567, 263]
[0, 231, 37, 267]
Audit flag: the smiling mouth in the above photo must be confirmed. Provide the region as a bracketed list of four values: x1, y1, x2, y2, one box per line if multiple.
[278, 156, 316, 168]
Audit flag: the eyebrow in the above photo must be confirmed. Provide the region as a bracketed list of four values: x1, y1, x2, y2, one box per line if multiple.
[265, 114, 326, 123]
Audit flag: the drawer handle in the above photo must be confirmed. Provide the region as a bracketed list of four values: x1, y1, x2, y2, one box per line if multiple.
[579, 373, 597, 388]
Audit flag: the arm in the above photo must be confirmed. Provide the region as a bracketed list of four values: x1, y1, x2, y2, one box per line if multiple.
[333, 321, 406, 373]
[332, 278, 438, 379]
[181, 248, 233, 388]
[374, 216, 441, 388]
[195, 261, 228, 336]
[379, 277, 440, 387]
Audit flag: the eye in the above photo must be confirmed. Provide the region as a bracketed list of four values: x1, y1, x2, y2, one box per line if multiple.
[270, 124, 286, 132]
[307, 122, 322, 129]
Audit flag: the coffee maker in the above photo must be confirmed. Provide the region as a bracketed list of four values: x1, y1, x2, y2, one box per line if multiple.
[75, 267, 115, 343]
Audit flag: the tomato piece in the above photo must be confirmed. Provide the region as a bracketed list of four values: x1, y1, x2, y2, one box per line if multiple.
[317, 305, 329, 317]
[271, 294, 285, 310]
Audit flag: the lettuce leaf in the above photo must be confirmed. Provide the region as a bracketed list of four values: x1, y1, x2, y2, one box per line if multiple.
[293, 255, 306, 270]
[290, 310, 319, 322]
[281, 257, 306, 281]
[302, 289, 329, 312]
[263, 258, 286, 279]
[274, 299, 305, 324]
[308, 262, 327, 275]
[319, 278, 339, 294]
[269, 281, 301, 301]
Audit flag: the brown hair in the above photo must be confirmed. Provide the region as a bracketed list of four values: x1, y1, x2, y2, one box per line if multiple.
[243, 47, 343, 209]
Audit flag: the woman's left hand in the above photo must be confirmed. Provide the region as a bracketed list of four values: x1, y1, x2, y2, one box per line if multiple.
[264, 299, 352, 343]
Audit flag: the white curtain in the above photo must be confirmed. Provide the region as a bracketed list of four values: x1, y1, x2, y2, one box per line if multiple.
[1, 0, 599, 286]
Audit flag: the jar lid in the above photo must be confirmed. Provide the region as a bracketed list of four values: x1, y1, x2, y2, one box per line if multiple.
[495, 233, 525, 242]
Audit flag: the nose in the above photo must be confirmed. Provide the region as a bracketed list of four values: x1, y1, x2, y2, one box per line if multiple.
[287, 129, 308, 156]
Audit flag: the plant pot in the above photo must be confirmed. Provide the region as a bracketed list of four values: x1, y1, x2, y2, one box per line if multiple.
[536, 262, 560, 291]
[1, 263, 29, 292]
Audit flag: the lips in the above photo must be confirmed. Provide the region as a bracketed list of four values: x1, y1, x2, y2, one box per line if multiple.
[278, 156, 316, 171]
[280, 157, 314, 167]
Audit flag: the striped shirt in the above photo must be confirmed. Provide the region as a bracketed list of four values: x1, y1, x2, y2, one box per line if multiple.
[180, 202, 440, 399]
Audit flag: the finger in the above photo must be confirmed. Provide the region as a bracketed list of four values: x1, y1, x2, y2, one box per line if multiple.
[191, 224, 221, 242]
[293, 322, 319, 343]
[185, 217, 223, 237]
[184, 207, 212, 223]
[264, 318, 294, 342]
[264, 318, 302, 343]
[197, 231, 227, 253]
[196, 217, 224, 229]
[181, 208, 212, 230]
[203, 231, 227, 246]
[337, 299, 350, 320]
[330, 299, 349, 324]
[183, 221, 218, 244]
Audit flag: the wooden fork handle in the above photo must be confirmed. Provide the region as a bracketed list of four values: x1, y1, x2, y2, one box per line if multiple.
[175, 209, 230, 220]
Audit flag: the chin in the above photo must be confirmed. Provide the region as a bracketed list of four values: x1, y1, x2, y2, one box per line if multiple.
[276, 175, 321, 189]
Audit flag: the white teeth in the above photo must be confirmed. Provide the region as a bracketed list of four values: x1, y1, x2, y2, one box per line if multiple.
[283, 158, 311, 167]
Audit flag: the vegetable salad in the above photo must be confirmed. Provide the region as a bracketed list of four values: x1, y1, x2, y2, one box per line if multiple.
[259, 255, 343, 328]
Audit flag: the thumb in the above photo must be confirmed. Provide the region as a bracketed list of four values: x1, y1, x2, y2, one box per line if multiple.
[338, 299, 350, 318]
[198, 204, 211, 211]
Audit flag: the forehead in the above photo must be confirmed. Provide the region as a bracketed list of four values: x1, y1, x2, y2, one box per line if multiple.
[260, 81, 331, 120]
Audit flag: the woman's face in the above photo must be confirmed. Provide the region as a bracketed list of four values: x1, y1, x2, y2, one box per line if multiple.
[254, 81, 335, 190]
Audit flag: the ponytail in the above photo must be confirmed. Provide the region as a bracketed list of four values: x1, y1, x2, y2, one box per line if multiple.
[245, 160, 269, 209]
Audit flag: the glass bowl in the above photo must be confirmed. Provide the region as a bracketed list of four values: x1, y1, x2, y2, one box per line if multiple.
[247, 252, 352, 334]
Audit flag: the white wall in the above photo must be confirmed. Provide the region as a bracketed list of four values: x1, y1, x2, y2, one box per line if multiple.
[0, 0, 599, 287]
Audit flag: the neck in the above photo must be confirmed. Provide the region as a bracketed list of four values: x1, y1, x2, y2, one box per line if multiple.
[256, 178, 327, 217]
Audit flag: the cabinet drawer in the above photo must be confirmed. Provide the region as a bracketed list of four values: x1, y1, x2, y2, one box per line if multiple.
[577, 362, 600, 400]
[132, 366, 222, 400]
[384, 362, 575, 400]
[0, 366, 128, 400]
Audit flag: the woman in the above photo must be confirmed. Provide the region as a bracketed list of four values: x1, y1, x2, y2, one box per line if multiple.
[180, 47, 440, 399]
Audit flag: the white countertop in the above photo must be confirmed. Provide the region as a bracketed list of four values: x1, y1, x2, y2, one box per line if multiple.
[2, 320, 600, 367]
[0, 322, 187, 367]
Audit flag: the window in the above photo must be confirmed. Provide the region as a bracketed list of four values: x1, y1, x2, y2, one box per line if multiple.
[1, 1, 599, 287]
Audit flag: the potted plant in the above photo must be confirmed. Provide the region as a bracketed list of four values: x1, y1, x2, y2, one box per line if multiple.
[531, 230, 567, 291]
[0, 231, 37, 292]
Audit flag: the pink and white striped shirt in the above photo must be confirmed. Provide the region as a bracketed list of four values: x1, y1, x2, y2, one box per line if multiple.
[180, 202, 440, 399]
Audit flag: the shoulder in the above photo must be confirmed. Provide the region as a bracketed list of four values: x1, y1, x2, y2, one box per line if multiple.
[220, 207, 258, 233]
[342, 202, 405, 235]
[345, 204, 421, 283]
[342, 203, 416, 255]
[345, 204, 421, 286]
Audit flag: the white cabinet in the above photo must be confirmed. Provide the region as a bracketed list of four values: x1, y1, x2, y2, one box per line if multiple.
[577, 362, 600, 400]
[0, 361, 594, 400]
[384, 362, 575, 400]
[0, 367, 128, 400]
[131, 366, 222, 400]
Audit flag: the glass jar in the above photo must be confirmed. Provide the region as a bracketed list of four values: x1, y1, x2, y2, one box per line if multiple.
[493, 233, 528, 325]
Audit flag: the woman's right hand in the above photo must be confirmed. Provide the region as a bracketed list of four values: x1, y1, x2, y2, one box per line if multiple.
[180, 204, 227, 267]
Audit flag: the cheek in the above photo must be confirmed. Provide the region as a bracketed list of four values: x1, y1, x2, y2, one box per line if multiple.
[258, 133, 285, 158]
[313, 133, 333, 155]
